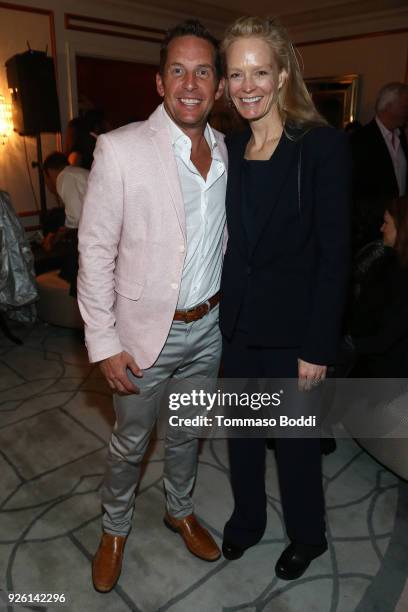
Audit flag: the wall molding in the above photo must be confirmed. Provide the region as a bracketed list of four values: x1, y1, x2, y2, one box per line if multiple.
[0, 1, 61, 149]
[297, 26, 408, 47]
[65, 13, 166, 44]
[84, 0, 407, 31]
[294, 25, 408, 86]
[289, 6, 408, 43]
[0, 2, 57, 66]
[0, 1, 50, 16]
[82, 0, 232, 31]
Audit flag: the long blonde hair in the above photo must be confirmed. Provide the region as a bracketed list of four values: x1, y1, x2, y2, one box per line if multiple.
[221, 16, 327, 132]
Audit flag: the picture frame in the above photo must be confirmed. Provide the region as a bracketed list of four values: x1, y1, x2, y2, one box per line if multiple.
[305, 74, 359, 129]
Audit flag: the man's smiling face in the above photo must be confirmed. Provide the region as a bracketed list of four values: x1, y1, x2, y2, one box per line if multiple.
[156, 35, 224, 133]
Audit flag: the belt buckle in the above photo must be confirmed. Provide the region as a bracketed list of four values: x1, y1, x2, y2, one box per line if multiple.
[191, 301, 208, 322]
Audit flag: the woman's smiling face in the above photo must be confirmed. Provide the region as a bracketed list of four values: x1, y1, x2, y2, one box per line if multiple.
[225, 36, 286, 123]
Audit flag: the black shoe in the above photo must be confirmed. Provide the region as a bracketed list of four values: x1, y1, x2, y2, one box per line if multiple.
[222, 540, 254, 560]
[275, 541, 328, 580]
[321, 436, 337, 455]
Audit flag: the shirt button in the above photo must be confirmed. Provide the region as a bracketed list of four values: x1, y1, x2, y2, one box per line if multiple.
[171, 283, 178, 290]
[179, 245, 185, 253]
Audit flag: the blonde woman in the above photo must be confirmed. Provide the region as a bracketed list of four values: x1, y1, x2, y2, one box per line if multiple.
[219, 17, 351, 579]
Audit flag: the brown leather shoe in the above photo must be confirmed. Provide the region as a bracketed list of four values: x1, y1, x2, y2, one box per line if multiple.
[163, 512, 221, 561]
[92, 532, 127, 592]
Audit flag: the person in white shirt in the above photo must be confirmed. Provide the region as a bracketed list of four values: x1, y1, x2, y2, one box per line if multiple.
[351, 82, 408, 251]
[42, 152, 89, 295]
[375, 83, 408, 197]
[43, 152, 89, 230]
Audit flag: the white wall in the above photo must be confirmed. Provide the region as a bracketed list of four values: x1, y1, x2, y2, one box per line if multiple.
[298, 32, 408, 124]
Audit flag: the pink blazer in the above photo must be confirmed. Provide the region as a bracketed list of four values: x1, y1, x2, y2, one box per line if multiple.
[77, 105, 227, 368]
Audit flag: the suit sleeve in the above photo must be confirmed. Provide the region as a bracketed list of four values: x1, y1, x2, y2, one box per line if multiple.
[299, 130, 352, 365]
[77, 134, 124, 363]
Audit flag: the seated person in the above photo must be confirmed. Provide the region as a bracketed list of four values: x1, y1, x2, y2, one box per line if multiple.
[346, 196, 408, 377]
[42, 152, 89, 295]
[43, 152, 89, 233]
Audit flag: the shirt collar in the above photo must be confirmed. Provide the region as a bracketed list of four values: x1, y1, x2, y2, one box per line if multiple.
[161, 103, 218, 154]
[375, 115, 397, 140]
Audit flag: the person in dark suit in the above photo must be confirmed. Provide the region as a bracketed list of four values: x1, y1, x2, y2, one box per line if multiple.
[351, 82, 408, 251]
[219, 17, 351, 580]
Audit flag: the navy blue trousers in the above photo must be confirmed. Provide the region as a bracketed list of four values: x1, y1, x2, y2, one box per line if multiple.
[222, 331, 327, 548]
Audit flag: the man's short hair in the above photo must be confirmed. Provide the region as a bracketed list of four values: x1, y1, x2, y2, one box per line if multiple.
[43, 152, 69, 174]
[376, 82, 408, 113]
[159, 19, 222, 81]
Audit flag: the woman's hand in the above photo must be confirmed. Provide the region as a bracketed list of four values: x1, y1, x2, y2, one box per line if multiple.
[298, 358, 327, 391]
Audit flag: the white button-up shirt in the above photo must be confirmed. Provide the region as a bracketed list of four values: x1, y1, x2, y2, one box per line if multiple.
[376, 116, 407, 196]
[162, 105, 227, 309]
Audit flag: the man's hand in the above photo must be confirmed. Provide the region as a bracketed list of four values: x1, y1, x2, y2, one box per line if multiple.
[99, 351, 143, 394]
[298, 358, 327, 391]
[42, 227, 68, 252]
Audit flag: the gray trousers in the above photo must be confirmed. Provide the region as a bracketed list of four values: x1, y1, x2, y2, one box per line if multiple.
[102, 305, 221, 536]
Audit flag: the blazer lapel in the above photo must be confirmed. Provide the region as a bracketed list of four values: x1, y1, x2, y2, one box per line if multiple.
[251, 132, 300, 251]
[148, 107, 186, 240]
[400, 128, 408, 161]
[370, 120, 399, 193]
[227, 130, 251, 257]
[401, 130, 408, 196]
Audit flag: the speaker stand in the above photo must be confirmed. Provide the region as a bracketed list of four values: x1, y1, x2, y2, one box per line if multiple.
[32, 133, 47, 226]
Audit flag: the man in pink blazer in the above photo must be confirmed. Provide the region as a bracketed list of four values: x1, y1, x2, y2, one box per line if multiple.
[77, 20, 227, 592]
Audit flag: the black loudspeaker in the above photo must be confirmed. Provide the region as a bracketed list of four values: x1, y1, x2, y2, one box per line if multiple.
[6, 50, 61, 136]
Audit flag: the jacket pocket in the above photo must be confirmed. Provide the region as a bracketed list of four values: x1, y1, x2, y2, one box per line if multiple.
[114, 277, 144, 300]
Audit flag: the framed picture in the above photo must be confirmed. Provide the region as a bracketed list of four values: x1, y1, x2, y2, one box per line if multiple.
[305, 74, 359, 129]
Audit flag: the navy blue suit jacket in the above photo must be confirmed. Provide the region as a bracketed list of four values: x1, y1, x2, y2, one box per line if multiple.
[220, 125, 352, 365]
[351, 119, 407, 200]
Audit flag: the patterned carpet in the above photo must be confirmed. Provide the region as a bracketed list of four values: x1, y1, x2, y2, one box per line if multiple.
[0, 322, 407, 612]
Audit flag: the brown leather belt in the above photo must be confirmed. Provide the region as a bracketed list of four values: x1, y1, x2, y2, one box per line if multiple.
[173, 291, 220, 323]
